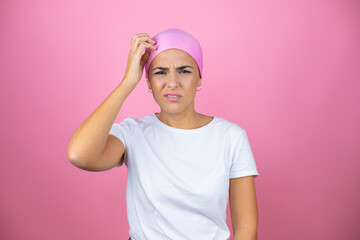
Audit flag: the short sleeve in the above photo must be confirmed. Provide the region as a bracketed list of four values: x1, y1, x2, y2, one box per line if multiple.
[229, 129, 259, 179]
[109, 116, 135, 167]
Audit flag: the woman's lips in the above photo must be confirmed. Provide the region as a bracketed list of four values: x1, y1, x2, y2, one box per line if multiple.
[164, 95, 182, 102]
[164, 93, 182, 102]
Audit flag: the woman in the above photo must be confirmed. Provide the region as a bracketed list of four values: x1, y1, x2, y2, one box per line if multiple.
[67, 28, 259, 240]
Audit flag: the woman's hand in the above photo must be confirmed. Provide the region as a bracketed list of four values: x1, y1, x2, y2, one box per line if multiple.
[122, 33, 157, 86]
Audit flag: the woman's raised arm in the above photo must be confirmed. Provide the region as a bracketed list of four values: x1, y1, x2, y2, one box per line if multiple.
[67, 33, 156, 171]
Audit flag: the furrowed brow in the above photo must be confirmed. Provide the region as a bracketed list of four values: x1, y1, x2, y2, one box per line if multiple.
[152, 65, 193, 71]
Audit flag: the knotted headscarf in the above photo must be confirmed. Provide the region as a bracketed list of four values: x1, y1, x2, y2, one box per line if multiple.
[144, 28, 203, 79]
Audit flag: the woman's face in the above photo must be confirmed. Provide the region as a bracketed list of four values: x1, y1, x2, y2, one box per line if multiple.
[146, 48, 201, 114]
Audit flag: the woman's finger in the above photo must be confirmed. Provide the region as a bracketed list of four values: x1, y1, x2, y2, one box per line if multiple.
[133, 36, 156, 50]
[135, 41, 157, 56]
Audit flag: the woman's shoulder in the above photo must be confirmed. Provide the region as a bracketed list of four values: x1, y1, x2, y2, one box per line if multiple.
[114, 115, 150, 129]
[119, 114, 153, 126]
[209, 114, 246, 135]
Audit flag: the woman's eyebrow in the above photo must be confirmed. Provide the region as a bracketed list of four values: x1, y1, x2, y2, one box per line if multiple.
[152, 65, 193, 71]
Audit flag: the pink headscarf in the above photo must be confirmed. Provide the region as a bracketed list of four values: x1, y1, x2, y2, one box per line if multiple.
[144, 28, 203, 79]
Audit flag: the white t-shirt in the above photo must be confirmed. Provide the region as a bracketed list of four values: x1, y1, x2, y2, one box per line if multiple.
[109, 113, 259, 240]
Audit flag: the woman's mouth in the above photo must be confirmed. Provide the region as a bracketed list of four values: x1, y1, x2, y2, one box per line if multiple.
[164, 94, 182, 102]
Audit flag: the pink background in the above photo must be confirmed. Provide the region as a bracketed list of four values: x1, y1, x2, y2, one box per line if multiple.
[1, 0, 359, 239]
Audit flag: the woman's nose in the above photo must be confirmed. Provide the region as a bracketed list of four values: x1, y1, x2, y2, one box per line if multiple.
[166, 71, 179, 88]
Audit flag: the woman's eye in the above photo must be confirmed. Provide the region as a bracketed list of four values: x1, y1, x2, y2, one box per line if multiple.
[155, 70, 191, 75]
